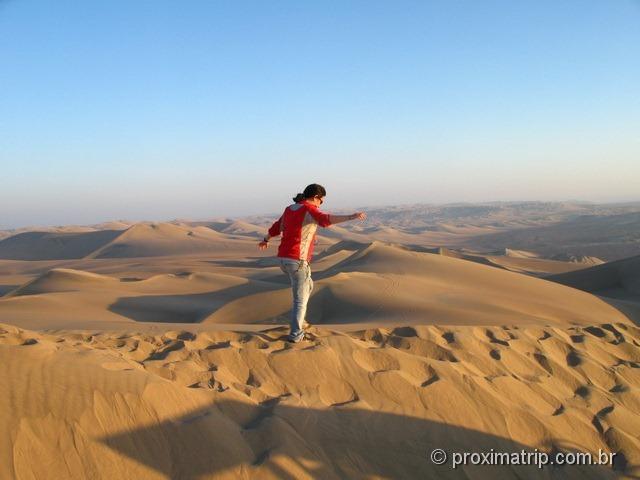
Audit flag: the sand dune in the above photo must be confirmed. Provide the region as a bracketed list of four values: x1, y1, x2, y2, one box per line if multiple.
[550, 253, 604, 265]
[91, 220, 132, 230]
[389, 244, 592, 276]
[219, 220, 269, 236]
[465, 212, 640, 262]
[1, 203, 640, 478]
[1, 321, 637, 478]
[0, 222, 258, 261]
[483, 255, 593, 276]
[550, 255, 640, 298]
[0, 222, 130, 243]
[549, 256, 640, 325]
[0, 269, 279, 329]
[504, 248, 540, 258]
[0, 230, 124, 260]
[307, 242, 629, 326]
[2, 242, 627, 331]
[244, 202, 640, 262]
[88, 223, 255, 259]
[7, 268, 119, 296]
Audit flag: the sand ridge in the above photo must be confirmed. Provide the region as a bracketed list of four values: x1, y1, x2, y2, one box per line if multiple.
[0, 321, 638, 478]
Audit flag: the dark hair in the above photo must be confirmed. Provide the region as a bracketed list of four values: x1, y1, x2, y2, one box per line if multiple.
[293, 183, 326, 203]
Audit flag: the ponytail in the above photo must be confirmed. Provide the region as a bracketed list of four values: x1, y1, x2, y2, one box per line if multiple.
[293, 184, 326, 203]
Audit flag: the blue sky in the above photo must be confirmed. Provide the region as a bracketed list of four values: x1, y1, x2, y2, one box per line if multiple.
[1, 0, 639, 228]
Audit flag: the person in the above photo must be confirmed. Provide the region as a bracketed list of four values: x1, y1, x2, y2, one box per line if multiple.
[258, 183, 366, 342]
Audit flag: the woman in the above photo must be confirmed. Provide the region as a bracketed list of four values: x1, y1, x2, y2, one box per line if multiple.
[258, 184, 366, 342]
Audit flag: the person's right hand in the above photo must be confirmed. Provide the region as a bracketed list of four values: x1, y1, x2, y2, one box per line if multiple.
[352, 212, 367, 221]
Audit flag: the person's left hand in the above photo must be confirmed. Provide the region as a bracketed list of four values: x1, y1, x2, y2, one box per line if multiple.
[258, 240, 269, 250]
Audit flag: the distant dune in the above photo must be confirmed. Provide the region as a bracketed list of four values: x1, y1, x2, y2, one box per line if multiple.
[0, 230, 123, 260]
[88, 222, 252, 259]
[550, 253, 604, 265]
[0, 222, 257, 261]
[245, 204, 640, 262]
[504, 248, 540, 258]
[218, 220, 269, 236]
[465, 212, 640, 262]
[7, 268, 119, 297]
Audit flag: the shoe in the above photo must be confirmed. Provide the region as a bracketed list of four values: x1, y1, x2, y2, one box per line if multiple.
[287, 332, 305, 343]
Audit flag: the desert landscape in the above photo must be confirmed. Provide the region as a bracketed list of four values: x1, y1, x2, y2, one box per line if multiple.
[4, 0, 638, 476]
[0, 201, 639, 479]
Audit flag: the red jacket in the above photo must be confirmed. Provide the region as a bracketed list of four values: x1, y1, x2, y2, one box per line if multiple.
[268, 200, 332, 262]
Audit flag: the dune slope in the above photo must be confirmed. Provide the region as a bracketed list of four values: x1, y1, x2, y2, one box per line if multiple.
[549, 255, 640, 299]
[0, 230, 123, 260]
[0, 243, 630, 330]
[549, 255, 640, 325]
[0, 322, 638, 478]
[89, 223, 253, 259]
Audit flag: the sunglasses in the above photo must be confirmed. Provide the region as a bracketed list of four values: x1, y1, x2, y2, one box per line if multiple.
[316, 196, 324, 205]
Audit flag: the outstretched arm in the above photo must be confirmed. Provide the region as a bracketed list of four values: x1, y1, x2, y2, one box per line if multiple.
[329, 212, 367, 225]
[307, 204, 367, 227]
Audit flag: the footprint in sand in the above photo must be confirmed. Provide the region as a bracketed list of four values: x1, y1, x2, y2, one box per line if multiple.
[188, 376, 228, 392]
[391, 326, 418, 338]
[584, 326, 606, 338]
[566, 349, 581, 367]
[591, 414, 606, 435]
[441, 332, 455, 344]
[575, 385, 590, 398]
[205, 340, 232, 350]
[145, 340, 186, 361]
[601, 324, 626, 345]
[538, 330, 552, 341]
[533, 352, 552, 374]
[0, 334, 39, 346]
[421, 365, 440, 387]
[387, 335, 458, 362]
[609, 384, 627, 393]
[485, 329, 509, 347]
[246, 371, 261, 388]
[166, 331, 196, 342]
[597, 405, 615, 418]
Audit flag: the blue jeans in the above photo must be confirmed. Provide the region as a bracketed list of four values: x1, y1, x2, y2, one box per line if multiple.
[279, 258, 314, 340]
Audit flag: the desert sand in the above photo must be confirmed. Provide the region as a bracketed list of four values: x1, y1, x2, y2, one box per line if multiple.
[0, 201, 639, 479]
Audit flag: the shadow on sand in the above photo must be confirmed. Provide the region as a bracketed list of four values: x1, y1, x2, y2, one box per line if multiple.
[98, 398, 632, 479]
[108, 280, 291, 323]
[0, 285, 18, 297]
